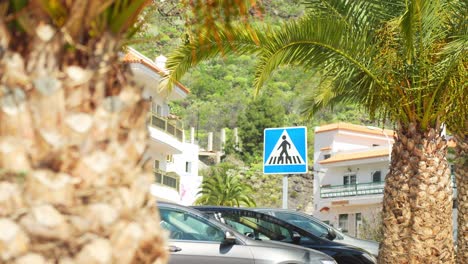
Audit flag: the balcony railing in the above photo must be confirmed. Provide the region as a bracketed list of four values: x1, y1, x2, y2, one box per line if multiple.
[154, 169, 180, 192]
[320, 181, 385, 198]
[150, 112, 184, 142]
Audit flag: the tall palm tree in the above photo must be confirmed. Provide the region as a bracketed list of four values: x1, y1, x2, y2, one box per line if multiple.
[165, 0, 467, 263]
[0, 1, 170, 263]
[0, 0, 258, 262]
[195, 164, 256, 207]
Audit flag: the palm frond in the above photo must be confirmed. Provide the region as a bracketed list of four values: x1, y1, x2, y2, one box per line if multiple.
[303, 0, 405, 30]
[400, 0, 445, 64]
[165, 23, 266, 90]
[253, 14, 383, 96]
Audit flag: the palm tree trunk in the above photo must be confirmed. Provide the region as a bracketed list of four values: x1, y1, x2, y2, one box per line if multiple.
[0, 21, 168, 263]
[379, 124, 454, 264]
[454, 134, 467, 264]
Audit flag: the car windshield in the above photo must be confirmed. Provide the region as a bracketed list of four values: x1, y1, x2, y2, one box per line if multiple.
[273, 212, 329, 237]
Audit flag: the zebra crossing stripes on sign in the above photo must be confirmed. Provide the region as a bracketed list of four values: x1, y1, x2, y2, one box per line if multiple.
[263, 127, 307, 174]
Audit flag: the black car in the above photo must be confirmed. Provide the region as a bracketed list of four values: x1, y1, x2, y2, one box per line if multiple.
[253, 208, 379, 256]
[193, 206, 377, 264]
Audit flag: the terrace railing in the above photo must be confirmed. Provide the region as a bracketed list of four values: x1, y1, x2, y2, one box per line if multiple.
[320, 181, 385, 198]
[154, 169, 180, 192]
[150, 112, 184, 142]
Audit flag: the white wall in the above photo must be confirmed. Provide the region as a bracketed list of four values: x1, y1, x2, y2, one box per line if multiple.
[313, 125, 392, 236]
[167, 142, 202, 205]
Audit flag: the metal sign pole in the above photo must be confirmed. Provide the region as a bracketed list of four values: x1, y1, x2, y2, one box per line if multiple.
[282, 175, 288, 209]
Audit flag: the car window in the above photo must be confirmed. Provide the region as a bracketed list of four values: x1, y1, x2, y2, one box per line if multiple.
[274, 212, 330, 238]
[218, 211, 320, 244]
[160, 208, 225, 242]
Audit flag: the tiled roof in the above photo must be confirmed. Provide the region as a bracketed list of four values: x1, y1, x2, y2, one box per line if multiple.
[122, 51, 190, 94]
[319, 148, 389, 164]
[316, 122, 394, 137]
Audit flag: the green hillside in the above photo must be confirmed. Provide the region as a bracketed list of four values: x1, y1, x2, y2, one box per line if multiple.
[133, 0, 380, 208]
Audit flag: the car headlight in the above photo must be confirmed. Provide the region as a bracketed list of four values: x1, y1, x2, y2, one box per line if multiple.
[319, 260, 337, 264]
[362, 253, 377, 263]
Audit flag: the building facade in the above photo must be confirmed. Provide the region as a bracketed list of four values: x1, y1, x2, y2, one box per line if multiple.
[124, 48, 202, 205]
[313, 123, 457, 238]
[313, 123, 394, 237]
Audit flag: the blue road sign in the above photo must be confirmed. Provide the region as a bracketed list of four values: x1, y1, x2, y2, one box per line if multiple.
[263, 126, 307, 174]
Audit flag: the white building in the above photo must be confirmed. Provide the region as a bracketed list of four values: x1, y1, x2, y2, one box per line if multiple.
[124, 48, 202, 205]
[313, 123, 394, 237]
[313, 122, 457, 238]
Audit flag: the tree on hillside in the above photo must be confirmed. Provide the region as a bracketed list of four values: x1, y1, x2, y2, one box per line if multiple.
[165, 0, 467, 263]
[238, 91, 286, 163]
[0, 0, 258, 262]
[195, 163, 256, 207]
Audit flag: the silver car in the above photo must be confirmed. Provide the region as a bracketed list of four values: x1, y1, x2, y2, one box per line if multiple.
[158, 202, 337, 264]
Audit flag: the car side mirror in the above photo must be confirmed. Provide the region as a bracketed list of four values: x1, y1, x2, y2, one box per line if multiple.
[223, 231, 236, 245]
[326, 228, 337, 240]
[244, 232, 255, 239]
[292, 231, 301, 244]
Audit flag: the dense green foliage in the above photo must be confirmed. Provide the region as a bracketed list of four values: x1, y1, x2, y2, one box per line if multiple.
[134, 3, 376, 164]
[238, 89, 286, 163]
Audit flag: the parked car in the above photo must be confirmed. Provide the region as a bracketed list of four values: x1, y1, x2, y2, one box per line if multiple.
[158, 202, 337, 264]
[254, 208, 379, 256]
[193, 206, 377, 264]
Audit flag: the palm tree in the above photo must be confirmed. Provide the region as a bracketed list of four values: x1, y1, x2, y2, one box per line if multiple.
[0, 0, 258, 262]
[195, 164, 256, 207]
[165, 0, 467, 263]
[0, 1, 170, 263]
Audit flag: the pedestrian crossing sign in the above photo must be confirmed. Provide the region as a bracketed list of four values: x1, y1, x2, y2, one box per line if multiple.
[263, 126, 308, 174]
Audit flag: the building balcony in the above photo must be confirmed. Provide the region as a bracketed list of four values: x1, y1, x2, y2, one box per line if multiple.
[150, 169, 181, 202]
[154, 169, 180, 192]
[320, 181, 385, 198]
[148, 112, 185, 154]
[150, 113, 184, 141]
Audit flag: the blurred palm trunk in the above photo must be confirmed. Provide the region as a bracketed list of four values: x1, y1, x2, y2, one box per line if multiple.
[454, 133, 467, 264]
[0, 2, 167, 263]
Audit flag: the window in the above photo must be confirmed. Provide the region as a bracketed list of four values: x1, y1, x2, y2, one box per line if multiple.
[159, 208, 225, 242]
[163, 176, 178, 189]
[185, 162, 192, 173]
[343, 174, 356, 185]
[355, 213, 362, 237]
[151, 102, 162, 115]
[372, 144, 380, 147]
[216, 211, 319, 244]
[166, 155, 173, 163]
[154, 160, 160, 170]
[274, 212, 329, 238]
[338, 214, 349, 233]
[372, 171, 382, 182]
[323, 154, 331, 160]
